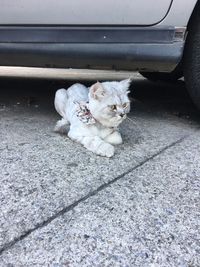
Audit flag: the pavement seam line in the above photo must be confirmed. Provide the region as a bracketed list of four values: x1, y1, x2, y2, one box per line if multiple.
[0, 135, 188, 255]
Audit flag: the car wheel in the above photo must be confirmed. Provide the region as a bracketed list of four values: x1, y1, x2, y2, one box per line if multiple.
[184, 3, 200, 110]
[140, 65, 183, 83]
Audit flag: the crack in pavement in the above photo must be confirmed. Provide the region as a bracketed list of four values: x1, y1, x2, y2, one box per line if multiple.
[0, 135, 189, 255]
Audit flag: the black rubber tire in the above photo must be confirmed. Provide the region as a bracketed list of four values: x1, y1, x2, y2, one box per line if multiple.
[184, 3, 200, 110]
[140, 65, 183, 83]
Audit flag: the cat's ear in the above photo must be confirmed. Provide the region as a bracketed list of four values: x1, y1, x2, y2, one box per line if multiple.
[90, 82, 105, 100]
[120, 78, 131, 92]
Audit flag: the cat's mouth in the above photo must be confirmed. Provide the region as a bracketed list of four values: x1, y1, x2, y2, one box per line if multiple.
[92, 112, 127, 128]
[107, 114, 127, 127]
[116, 114, 127, 122]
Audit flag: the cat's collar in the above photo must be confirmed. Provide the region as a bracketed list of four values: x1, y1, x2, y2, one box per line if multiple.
[75, 101, 96, 125]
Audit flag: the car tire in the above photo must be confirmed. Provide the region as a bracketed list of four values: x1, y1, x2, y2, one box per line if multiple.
[184, 3, 200, 110]
[140, 66, 183, 83]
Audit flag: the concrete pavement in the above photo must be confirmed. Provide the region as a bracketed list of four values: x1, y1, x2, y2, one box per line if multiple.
[0, 76, 199, 266]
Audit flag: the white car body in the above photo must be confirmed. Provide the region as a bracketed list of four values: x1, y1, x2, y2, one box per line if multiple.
[0, 0, 197, 26]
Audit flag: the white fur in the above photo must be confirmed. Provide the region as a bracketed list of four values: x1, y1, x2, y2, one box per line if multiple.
[54, 79, 131, 157]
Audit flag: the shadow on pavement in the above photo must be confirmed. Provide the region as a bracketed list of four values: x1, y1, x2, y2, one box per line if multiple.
[0, 75, 199, 123]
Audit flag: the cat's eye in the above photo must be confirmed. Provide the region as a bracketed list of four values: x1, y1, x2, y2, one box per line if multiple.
[111, 105, 117, 111]
[123, 103, 128, 108]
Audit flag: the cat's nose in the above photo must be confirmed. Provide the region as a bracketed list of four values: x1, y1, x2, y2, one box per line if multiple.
[120, 114, 125, 117]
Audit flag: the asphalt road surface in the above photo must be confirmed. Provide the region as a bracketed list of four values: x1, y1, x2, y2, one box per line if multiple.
[0, 74, 199, 267]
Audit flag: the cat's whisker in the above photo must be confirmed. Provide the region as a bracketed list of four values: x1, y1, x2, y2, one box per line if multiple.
[126, 116, 138, 126]
[126, 116, 145, 133]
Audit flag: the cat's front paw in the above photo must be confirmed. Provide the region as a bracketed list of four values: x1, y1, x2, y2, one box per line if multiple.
[104, 131, 123, 145]
[97, 143, 115, 158]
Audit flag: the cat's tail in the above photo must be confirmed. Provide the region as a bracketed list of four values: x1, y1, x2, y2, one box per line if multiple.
[54, 118, 69, 134]
[54, 89, 69, 134]
[54, 88, 69, 118]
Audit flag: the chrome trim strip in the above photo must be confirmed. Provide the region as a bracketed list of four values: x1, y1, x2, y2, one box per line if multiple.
[0, 67, 136, 80]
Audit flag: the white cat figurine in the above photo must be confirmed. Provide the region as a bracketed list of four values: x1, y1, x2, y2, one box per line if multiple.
[54, 79, 131, 157]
